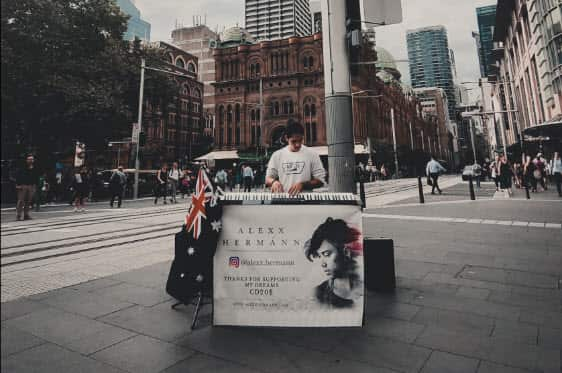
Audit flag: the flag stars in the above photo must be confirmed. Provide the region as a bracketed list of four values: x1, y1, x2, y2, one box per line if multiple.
[187, 247, 196, 256]
[195, 274, 204, 282]
[211, 220, 222, 232]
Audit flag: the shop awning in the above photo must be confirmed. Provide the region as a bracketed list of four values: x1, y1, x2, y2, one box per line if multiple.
[309, 145, 370, 156]
[522, 121, 562, 141]
[195, 150, 239, 161]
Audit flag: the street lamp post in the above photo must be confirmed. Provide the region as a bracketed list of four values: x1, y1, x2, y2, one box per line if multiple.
[390, 108, 399, 178]
[133, 58, 145, 200]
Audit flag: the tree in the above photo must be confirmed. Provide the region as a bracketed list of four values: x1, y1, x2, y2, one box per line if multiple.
[1, 0, 176, 165]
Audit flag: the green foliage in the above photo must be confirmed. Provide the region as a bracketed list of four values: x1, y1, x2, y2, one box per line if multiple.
[1, 0, 176, 161]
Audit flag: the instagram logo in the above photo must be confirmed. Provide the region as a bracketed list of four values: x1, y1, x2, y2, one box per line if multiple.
[229, 256, 240, 268]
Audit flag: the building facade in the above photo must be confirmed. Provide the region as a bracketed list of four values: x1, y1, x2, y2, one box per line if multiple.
[476, 5, 497, 78]
[171, 24, 219, 137]
[245, 0, 312, 41]
[141, 43, 205, 168]
[407, 26, 457, 121]
[211, 30, 437, 174]
[116, 0, 151, 41]
[491, 0, 561, 151]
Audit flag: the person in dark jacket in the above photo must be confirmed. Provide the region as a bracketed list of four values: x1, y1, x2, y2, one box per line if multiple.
[72, 167, 89, 212]
[109, 166, 127, 208]
[15, 154, 40, 220]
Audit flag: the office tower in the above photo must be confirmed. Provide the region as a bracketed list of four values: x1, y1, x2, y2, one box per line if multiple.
[245, 0, 312, 41]
[116, 0, 151, 41]
[476, 4, 497, 77]
[407, 25, 456, 120]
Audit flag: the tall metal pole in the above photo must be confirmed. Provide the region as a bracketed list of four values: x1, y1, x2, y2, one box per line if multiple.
[390, 108, 399, 178]
[259, 77, 263, 152]
[117, 146, 121, 168]
[408, 121, 414, 150]
[421, 129, 425, 151]
[133, 58, 145, 200]
[321, 0, 355, 192]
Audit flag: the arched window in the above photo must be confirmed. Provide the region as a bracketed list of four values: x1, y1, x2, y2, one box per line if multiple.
[250, 64, 255, 77]
[187, 62, 196, 73]
[289, 100, 294, 114]
[308, 56, 314, 68]
[251, 109, 256, 121]
[181, 83, 189, 96]
[255, 63, 260, 75]
[304, 104, 310, 117]
[218, 106, 224, 125]
[283, 101, 289, 114]
[311, 122, 317, 142]
[175, 58, 185, 69]
[311, 103, 316, 116]
[302, 56, 308, 68]
[193, 88, 201, 98]
[274, 102, 280, 115]
[256, 109, 260, 121]
[227, 105, 232, 125]
[306, 122, 311, 142]
[235, 104, 240, 123]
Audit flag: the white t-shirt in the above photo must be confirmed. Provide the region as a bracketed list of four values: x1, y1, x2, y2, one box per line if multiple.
[266, 145, 326, 191]
[169, 169, 180, 181]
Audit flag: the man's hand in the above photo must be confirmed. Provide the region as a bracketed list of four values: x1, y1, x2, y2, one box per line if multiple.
[271, 180, 284, 193]
[288, 182, 303, 196]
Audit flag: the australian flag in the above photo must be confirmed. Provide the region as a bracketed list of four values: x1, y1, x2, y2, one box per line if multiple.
[166, 168, 222, 304]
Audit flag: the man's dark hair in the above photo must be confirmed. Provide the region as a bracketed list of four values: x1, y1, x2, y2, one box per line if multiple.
[285, 119, 305, 138]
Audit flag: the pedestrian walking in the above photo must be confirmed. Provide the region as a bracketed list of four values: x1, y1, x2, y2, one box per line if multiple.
[490, 155, 500, 191]
[180, 169, 191, 198]
[154, 164, 168, 204]
[243, 164, 254, 192]
[550, 152, 562, 197]
[523, 155, 537, 192]
[87, 168, 99, 202]
[472, 161, 482, 188]
[33, 172, 49, 211]
[498, 154, 513, 197]
[72, 167, 88, 212]
[532, 153, 547, 191]
[168, 162, 180, 203]
[215, 168, 228, 191]
[15, 154, 40, 221]
[380, 164, 388, 180]
[426, 156, 446, 195]
[109, 166, 127, 208]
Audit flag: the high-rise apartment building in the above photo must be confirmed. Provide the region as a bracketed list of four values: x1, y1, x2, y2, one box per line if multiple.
[116, 0, 151, 41]
[171, 24, 219, 137]
[245, 0, 312, 41]
[476, 4, 497, 77]
[407, 26, 456, 121]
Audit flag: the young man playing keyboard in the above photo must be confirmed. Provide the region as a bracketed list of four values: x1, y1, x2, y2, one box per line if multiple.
[266, 119, 326, 195]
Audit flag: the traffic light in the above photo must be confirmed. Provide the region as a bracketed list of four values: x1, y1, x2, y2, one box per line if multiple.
[139, 131, 146, 147]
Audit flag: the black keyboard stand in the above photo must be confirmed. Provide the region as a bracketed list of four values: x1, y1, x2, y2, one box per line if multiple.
[170, 291, 212, 330]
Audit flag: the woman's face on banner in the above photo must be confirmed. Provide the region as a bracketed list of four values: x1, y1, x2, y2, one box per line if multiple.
[318, 240, 339, 279]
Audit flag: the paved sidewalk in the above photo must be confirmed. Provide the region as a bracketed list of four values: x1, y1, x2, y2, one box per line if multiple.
[2, 199, 561, 373]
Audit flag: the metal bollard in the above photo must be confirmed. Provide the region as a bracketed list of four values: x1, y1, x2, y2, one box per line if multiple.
[359, 180, 366, 209]
[468, 175, 476, 200]
[417, 176, 425, 204]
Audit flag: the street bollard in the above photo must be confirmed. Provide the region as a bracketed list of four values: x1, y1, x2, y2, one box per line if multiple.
[525, 183, 531, 199]
[468, 175, 476, 200]
[417, 176, 425, 204]
[359, 180, 366, 209]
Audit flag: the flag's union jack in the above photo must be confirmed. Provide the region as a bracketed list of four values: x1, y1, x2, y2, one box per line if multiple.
[185, 168, 214, 239]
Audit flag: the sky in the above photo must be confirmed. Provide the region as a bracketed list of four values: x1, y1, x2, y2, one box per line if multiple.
[134, 0, 497, 85]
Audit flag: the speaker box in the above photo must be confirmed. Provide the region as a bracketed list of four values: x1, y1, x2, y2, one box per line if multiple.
[364, 238, 396, 292]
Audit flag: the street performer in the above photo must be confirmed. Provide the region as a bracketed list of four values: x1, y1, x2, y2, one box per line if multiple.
[265, 119, 326, 195]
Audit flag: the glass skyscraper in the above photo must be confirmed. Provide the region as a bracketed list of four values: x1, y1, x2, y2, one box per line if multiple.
[407, 26, 456, 120]
[116, 0, 151, 41]
[476, 5, 497, 77]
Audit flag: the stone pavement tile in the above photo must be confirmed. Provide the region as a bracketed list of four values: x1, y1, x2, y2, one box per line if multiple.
[1, 325, 45, 357]
[162, 353, 262, 373]
[70, 277, 123, 292]
[26, 286, 81, 301]
[66, 326, 137, 356]
[99, 304, 194, 342]
[363, 316, 425, 343]
[244, 326, 350, 353]
[365, 300, 421, 321]
[91, 334, 194, 373]
[336, 333, 432, 373]
[491, 320, 539, 345]
[477, 361, 531, 373]
[92, 282, 171, 307]
[176, 326, 314, 372]
[538, 327, 562, 349]
[415, 326, 560, 372]
[3, 307, 119, 347]
[519, 309, 562, 330]
[0, 298, 44, 321]
[420, 351, 479, 373]
[455, 286, 491, 300]
[412, 307, 494, 336]
[109, 261, 171, 290]
[444, 252, 497, 267]
[38, 288, 135, 319]
[1, 343, 126, 373]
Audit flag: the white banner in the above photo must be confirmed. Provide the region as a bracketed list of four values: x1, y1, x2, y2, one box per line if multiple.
[131, 122, 140, 144]
[214, 204, 364, 327]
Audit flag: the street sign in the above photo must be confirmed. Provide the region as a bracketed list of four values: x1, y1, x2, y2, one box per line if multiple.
[131, 122, 140, 144]
[360, 0, 403, 26]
